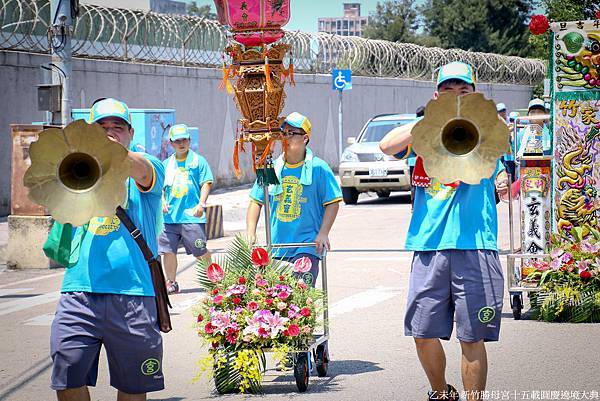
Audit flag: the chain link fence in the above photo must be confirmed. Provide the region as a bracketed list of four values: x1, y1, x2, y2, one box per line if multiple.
[1, 0, 546, 84]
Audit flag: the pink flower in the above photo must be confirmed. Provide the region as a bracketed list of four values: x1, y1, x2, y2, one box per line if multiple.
[238, 277, 247, 285]
[252, 247, 269, 267]
[265, 298, 273, 306]
[277, 301, 287, 311]
[207, 263, 225, 283]
[550, 258, 562, 271]
[248, 301, 259, 311]
[298, 281, 307, 290]
[213, 295, 224, 304]
[577, 260, 591, 274]
[293, 256, 312, 273]
[300, 307, 311, 317]
[278, 291, 290, 300]
[287, 324, 300, 337]
[204, 323, 214, 334]
[302, 325, 312, 334]
[550, 248, 564, 260]
[581, 240, 599, 254]
[306, 297, 313, 305]
[226, 327, 238, 344]
[256, 278, 268, 287]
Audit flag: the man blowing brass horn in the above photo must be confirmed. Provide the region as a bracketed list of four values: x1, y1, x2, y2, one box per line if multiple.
[379, 62, 509, 401]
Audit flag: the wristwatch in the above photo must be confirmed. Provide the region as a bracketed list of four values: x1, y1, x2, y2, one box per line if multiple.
[199, 202, 207, 208]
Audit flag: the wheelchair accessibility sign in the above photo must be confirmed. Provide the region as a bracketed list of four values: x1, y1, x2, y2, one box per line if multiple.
[332, 69, 352, 91]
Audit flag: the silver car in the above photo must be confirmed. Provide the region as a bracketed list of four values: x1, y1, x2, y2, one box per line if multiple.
[339, 113, 417, 204]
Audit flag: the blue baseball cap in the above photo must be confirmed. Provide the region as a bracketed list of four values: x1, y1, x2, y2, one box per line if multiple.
[282, 112, 312, 137]
[436, 61, 476, 88]
[169, 124, 191, 141]
[496, 103, 507, 112]
[528, 98, 546, 111]
[89, 98, 131, 125]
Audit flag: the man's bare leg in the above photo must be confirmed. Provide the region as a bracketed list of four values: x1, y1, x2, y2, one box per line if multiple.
[414, 338, 448, 397]
[460, 340, 487, 401]
[162, 253, 178, 282]
[57, 387, 90, 401]
[117, 390, 146, 401]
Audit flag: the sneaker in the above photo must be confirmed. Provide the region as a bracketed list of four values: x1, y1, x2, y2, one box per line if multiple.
[167, 280, 179, 295]
[428, 384, 460, 401]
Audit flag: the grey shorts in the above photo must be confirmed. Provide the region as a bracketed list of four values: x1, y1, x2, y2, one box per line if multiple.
[158, 223, 208, 257]
[50, 292, 164, 394]
[279, 253, 320, 287]
[405, 250, 504, 342]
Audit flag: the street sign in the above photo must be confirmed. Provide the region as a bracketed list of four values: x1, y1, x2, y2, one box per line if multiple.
[332, 69, 352, 91]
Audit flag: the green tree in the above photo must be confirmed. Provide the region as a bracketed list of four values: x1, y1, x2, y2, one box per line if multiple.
[421, 0, 535, 57]
[188, 1, 216, 19]
[364, 0, 420, 43]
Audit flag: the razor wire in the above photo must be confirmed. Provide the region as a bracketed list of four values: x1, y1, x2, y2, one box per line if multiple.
[0, 0, 546, 84]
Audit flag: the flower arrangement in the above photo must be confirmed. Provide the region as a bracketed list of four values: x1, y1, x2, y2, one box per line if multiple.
[525, 228, 600, 323]
[193, 236, 324, 393]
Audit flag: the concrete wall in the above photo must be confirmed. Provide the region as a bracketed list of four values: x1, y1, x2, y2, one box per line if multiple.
[0, 50, 533, 216]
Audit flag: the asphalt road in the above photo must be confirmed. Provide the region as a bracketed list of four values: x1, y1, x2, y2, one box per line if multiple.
[1, 191, 599, 401]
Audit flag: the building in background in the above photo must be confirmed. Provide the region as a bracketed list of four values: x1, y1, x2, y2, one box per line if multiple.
[80, 0, 186, 14]
[318, 3, 368, 37]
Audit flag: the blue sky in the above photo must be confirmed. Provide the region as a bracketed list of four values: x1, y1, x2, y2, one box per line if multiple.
[185, 0, 386, 33]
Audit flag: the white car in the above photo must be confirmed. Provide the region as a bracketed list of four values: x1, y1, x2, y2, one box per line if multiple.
[339, 113, 417, 204]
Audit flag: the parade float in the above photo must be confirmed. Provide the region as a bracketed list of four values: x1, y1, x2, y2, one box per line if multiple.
[519, 16, 600, 322]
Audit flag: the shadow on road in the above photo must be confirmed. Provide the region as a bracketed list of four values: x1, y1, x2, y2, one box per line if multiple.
[351, 192, 412, 206]
[0, 357, 53, 400]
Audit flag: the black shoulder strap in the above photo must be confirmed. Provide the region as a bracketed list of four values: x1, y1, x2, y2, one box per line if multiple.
[116, 206, 155, 263]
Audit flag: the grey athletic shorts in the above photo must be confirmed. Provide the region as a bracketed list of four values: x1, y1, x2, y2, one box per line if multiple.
[405, 250, 504, 342]
[158, 223, 208, 257]
[50, 292, 164, 394]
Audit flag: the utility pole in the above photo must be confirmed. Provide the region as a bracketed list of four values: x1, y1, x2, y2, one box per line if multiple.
[49, 0, 77, 125]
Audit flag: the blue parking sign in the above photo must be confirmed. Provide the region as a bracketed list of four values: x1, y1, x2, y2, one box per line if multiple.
[332, 69, 352, 91]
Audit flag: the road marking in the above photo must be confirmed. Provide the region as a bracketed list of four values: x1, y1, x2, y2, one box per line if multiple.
[170, 295, 204, 315]
[0, 272, 64, 289]
[0, 291, 60, 316]
[23, 313, 55, 326]
[329, 286, 401, 317]
[0, 288, 33, 297]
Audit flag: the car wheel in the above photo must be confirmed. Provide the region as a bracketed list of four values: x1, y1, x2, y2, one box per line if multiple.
[376, 190, 390, 198]
[342, 187, 359, 204]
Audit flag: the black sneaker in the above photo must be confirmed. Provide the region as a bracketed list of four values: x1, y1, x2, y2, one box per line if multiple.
[428, 384, 460, 401]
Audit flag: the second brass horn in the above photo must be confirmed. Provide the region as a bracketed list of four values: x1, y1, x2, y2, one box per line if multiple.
[23, 119, 131, 227]
[411, 92, 510, 185]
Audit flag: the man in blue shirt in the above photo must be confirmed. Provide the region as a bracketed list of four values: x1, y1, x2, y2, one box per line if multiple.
[159, 124, 214, 294]
[246, 112, 342, 285]
[50, 98, 166, 401]
[380, 62, 509, 401]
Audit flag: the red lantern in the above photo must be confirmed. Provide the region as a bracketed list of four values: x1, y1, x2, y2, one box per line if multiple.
[529, 14, 549, 35]
[214, 0, 291, 46]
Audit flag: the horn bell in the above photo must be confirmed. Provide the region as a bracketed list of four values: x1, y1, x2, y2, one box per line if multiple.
[411, 92, 510, 185]
[23, 119, 131, 227]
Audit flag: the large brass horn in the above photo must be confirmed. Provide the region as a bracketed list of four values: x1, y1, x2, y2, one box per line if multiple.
[411, 92, 510, 185]
[23, 119, 131, 227]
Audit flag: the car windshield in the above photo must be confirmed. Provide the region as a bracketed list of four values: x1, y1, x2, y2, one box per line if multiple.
[359, 119, 415, 143]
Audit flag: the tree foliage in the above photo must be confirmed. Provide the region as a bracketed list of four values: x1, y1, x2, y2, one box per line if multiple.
[188, 1, 216, 19]
[364, 0, 420, 43]
[420, 0, 535, 57]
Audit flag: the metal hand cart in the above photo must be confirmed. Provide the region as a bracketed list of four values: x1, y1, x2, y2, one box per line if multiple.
[256, 187, 331, 392]
[506, 115, 552, 319]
